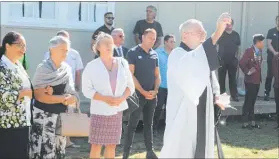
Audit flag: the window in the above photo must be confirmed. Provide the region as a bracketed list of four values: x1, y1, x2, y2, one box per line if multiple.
[0, 1, 115, 30]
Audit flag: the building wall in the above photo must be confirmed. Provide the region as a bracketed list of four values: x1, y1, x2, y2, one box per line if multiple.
[115, 1, 279, 97]
[1, 1, 278, 100]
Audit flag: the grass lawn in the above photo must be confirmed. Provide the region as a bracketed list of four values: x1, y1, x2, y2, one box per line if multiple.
[66, 120, 278, 159]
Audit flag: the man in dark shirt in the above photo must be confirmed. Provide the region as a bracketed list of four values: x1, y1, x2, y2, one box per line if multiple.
[123, 29, 161, 159]
[133, 5, 163, 49]
[217, 19, 241, 101]
[91, 12, 115, 50]
[264, 15, 279, 101]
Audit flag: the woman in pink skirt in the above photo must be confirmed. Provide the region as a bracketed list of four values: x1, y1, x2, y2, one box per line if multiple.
[82, 32, 135, 159]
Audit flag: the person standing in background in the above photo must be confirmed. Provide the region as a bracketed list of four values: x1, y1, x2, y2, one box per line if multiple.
[217, 19, 241, 102]
[264, 16, 279, 101]
[111, 28, 129, 58]
[91, 12, 115, 51]
[153, 34, 175, 135]
[239, 34, 265, 129]
[272, 53, 279, 129]
[133, 5, 163, 49]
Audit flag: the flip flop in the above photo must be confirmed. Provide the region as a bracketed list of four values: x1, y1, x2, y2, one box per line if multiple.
[66, 143, 80, 148]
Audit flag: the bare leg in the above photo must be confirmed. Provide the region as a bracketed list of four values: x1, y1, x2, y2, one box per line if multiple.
[104, 144, 116, 159]
[90, 144, 102, 159]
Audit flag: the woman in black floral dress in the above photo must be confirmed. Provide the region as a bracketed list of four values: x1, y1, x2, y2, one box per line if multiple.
[0, 32, 34, 158]
[29, 36, 79, 159]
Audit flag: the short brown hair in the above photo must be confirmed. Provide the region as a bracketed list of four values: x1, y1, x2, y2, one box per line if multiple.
[164, 34, 175, 42]
[142, 28, 157, 36]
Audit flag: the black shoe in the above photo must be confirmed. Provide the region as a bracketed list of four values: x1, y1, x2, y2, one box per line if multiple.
[242, 123, 249, 129]
[251, 122, 261, 129]
[231, 96, 239, 102]
[146, 151, 158, 159]
[264, 94, 270, 101]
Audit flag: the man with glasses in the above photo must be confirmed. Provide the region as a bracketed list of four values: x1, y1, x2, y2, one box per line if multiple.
[111, 28, 129, 58]
[91, 12, 115, 49]
[133, 5, 163, 49]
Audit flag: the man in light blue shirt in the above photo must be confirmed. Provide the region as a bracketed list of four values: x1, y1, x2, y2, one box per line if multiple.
[153, 34, 176, 134]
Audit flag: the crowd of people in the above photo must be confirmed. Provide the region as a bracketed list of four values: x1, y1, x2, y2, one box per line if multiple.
[0, 4, 278, 159]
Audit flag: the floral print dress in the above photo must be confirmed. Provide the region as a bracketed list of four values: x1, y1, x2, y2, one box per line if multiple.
[0, 55, 32, 159]
[0, 55, 32, 129]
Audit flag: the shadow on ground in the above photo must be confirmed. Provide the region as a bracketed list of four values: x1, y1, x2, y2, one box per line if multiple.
[66, 119, 278, 159]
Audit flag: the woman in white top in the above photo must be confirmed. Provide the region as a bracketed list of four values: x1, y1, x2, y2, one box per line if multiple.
[0, 32, 33, 158]
[82, 32, 135, 159]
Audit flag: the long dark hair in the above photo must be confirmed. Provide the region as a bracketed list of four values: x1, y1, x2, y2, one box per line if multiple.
[0, 31, 22, 60]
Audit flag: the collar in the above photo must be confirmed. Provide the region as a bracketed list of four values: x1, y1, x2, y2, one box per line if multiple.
[1, 55, 20, 71]
[115, 45, 122, 49]
[138, 44, 153, 54]
[253, 45, 261, 54]
[179, 42, 192, 52]
[103, 24, 114, 31]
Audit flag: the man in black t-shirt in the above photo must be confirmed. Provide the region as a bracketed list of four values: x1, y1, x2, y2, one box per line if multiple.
[264, 16, 279, 101]
[217, 19, 241, 101]
[133, 5, 163, 49]
[91, 12, 115, 51]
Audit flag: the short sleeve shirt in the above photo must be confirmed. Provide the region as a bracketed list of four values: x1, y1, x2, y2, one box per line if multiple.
[266, 27, 279, 55]
[133, 20, 163, 42]
[127, 45, 159, 91]
[217, 31, 241, 61]
[92, 25, 114, 40]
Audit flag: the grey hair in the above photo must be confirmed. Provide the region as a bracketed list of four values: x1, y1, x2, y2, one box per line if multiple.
[56, 30, 69, 38]
[49, 36, 70, 49]
[93, 32, 113, 55]
[111, 28, 124, 36]
[179, 19, 204, 35]
[147, 5, 157, 13]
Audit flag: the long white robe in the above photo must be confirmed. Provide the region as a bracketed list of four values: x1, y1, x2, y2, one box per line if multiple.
[160, 44, 215, 158]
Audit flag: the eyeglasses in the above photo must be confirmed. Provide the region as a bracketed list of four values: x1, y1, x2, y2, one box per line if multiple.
[119, 35, 125, 38]
[106, 17, 114, 20]
[12, 42, 26, 49]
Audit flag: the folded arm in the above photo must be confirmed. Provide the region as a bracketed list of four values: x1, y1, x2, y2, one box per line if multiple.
[34, 88, 64, 104]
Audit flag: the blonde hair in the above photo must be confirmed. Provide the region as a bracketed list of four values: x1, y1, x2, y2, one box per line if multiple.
[93, 32, 113, 55]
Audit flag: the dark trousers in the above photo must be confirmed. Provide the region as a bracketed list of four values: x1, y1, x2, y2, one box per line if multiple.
[153, 87, 168, 130]
[123, 94, 157, 153]
[265, 55, 274, 95]
[218, 62, 238, 97]
[0, 127, 30, 159]
[242, 82, 260, 122]
[274, 88, 279, 125]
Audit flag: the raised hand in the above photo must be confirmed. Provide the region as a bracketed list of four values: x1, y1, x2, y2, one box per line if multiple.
[216, 12, 232, 34]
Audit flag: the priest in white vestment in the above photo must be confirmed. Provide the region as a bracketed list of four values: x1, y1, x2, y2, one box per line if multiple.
[160, 13, 231, 158]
